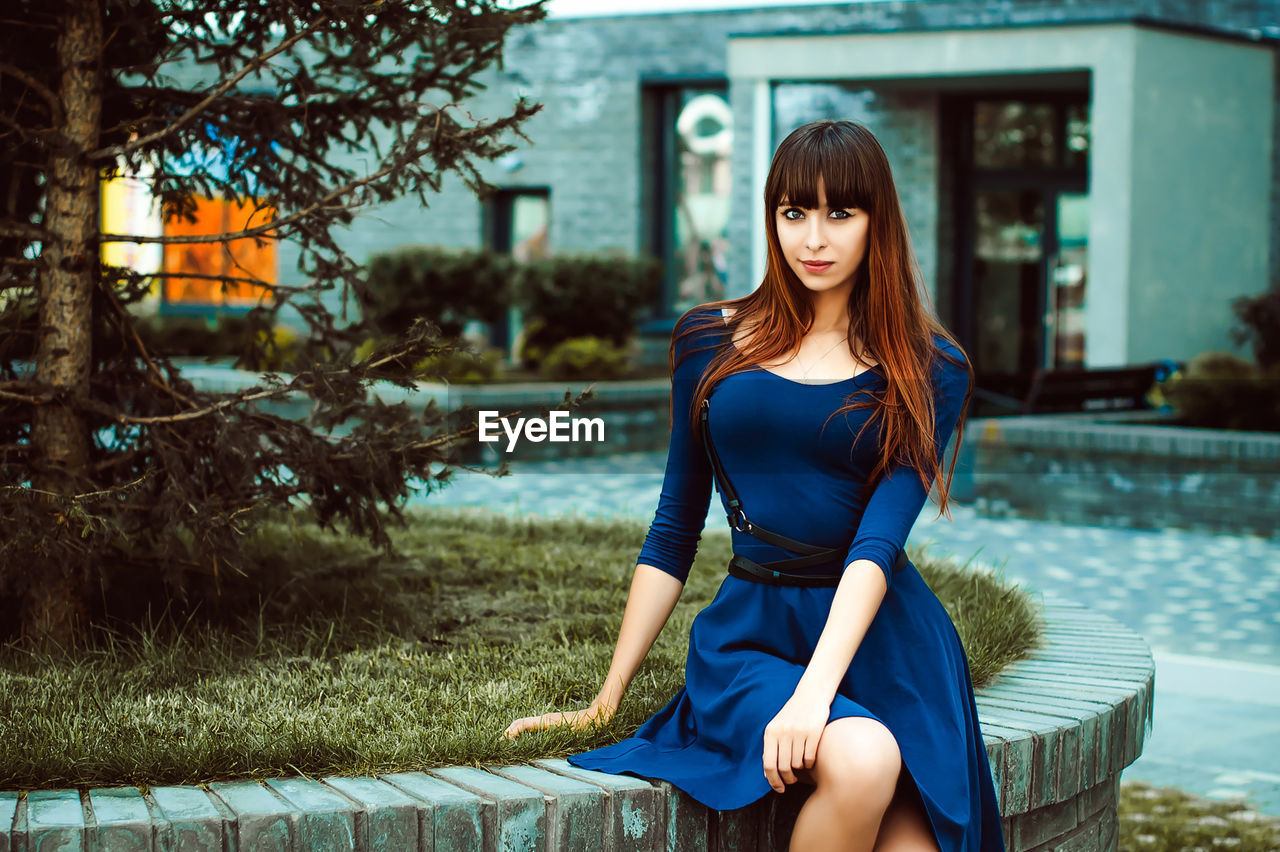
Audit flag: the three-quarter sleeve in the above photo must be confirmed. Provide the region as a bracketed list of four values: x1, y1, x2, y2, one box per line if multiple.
[634, 315, 716, 585]
[844, 343, 972, 591]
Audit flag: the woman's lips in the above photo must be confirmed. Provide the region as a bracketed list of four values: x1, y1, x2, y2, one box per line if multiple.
[801, 261, 834, 272]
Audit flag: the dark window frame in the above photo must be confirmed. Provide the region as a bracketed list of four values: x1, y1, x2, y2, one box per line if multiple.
[479, 185, 550, 350]
[638, 77, 729, 336]
[944, 88, 1090, 394]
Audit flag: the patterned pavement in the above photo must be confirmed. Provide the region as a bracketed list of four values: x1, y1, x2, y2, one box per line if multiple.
[410, 450, 1280, 817]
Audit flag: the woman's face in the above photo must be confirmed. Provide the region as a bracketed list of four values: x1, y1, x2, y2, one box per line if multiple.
[774, 175, 869, 294]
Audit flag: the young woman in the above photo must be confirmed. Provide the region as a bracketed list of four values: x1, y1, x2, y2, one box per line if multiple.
[504, 119, 1005, 852]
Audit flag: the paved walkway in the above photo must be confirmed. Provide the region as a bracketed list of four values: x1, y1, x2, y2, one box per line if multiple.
[411, 450, 1280, 817]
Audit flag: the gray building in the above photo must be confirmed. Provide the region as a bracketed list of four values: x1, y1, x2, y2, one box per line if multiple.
[340, 1, 1278, 387]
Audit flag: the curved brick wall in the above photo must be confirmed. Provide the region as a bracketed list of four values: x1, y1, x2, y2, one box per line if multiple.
[0, 595, 1152, 851]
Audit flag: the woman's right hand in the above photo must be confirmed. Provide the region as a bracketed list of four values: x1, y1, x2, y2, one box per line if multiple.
[503, 702, 616, 740]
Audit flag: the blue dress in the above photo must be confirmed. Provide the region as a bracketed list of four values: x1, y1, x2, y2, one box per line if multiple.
[566, 308, 1005, 852]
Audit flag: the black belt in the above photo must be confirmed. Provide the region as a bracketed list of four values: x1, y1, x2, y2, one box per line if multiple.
[699, 397, 907, 588]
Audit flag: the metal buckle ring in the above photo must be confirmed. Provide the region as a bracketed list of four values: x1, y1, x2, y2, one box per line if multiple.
[728, 507, 751, 532]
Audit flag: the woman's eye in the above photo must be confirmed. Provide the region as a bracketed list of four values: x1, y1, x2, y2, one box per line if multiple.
[781, 208, 853, 220]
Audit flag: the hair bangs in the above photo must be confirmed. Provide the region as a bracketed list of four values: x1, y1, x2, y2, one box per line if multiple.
[768, 126, 871, 213]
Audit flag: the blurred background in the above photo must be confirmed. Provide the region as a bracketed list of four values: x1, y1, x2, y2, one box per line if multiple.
[95, 0, 1280, 824]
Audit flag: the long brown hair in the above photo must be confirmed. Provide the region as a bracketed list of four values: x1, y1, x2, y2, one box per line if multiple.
[671, 119, 974, 518]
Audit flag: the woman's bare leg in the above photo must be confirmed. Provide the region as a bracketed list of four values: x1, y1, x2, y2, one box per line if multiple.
[872, 770, 942, 852]
[787, 716, 902, 852]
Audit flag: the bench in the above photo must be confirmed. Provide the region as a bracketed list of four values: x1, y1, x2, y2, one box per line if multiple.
[973, 360, 1181, 416]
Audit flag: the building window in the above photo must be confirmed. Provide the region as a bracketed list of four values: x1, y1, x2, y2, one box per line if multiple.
[481, 188, 549, 354]
[644, 83, 731, 320]
[485, 188, 550, 261]
[100, 155, 163, 292]
[160, 195, 277, 314]
[100, 123, 278, 317]
[1063, 102, 1090, 170]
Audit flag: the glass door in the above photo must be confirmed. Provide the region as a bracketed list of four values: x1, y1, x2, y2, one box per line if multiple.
[1046, 192, 1088, 369]
[948, 92, 1090, 412]
[973, 188, 1045, 377]
[972, 188, 1089, 379]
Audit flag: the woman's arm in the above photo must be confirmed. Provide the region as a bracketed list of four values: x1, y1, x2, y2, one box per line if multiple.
[797, 345, 972, 704]
[506, 563, 683, 737]
[793, 558, 887, 706]
[632, 319, 715, 585]
[595, 314, 715, 708]
[504, 315, 714, 738]
[761, 347, 970, 782]
[591, 562, 685, 714]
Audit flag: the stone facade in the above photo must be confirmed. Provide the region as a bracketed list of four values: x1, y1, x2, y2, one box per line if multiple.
[326, 1, 1279, 329]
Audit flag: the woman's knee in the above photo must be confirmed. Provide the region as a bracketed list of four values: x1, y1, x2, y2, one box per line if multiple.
[811, 716, 902, 796]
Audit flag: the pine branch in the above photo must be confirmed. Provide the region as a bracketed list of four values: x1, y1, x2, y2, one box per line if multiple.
[0, 473, 150, 503]
[100, 282, 199, 409]
[111, 269, 323, 296]
[0, 221, 46, 241]
[0, 387, 47, 405]
[86, 15, 329, 163]
[0, 62, 64, 124]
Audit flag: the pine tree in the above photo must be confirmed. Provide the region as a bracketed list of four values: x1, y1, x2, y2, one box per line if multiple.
[0, 0, 548, 652]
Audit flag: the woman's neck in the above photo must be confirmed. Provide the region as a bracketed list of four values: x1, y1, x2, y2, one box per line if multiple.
[807, 300, 851, 336]
[803, 278, 855, 335]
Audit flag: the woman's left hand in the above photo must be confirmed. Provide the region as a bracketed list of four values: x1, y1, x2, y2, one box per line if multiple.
[761, 691, 829, 793]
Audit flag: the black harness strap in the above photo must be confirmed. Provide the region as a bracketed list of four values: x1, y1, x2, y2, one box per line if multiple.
[698, 396, 906, 587]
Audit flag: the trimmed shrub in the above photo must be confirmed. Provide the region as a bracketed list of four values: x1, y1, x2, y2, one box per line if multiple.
[538, 335, 635, 381]
[1157, 351, 1280, 431]
[1232, 287, 1280, 370]
[416, 346, 505, 384]
[239, 325, 297, 371]
[363, 245, 516, 338]
[514, 251, 661, 368]
[130, 313, 248, 359]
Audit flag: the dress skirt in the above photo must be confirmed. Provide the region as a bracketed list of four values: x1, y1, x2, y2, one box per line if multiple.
[565, 557, 1005, 852]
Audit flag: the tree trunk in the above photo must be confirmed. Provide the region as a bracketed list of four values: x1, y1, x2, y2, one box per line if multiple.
[22, 0, 103, 655]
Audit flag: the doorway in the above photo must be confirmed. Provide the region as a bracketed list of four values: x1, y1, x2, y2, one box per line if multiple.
[946, 93, 1090, 410]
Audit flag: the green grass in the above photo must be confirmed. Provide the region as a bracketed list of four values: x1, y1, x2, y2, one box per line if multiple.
[1119, 780, 1280, 851]
[0, 505, 1037, 792]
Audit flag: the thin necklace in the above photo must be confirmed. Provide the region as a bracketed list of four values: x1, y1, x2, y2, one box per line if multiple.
[794, 334, 849, 381]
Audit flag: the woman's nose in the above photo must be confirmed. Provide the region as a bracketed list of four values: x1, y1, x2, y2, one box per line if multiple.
[806, 226, 826, 251]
